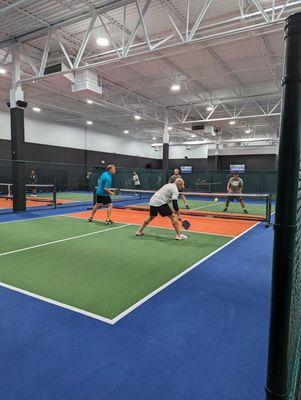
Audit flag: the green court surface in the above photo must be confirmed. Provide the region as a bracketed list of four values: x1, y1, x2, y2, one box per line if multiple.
[179, 198, 274, 216]
[55, 191, 92, 202]
[0, 216, 230, 321]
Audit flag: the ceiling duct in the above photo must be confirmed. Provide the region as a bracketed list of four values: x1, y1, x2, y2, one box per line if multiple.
[191, 124, 220, 138]
[44, 63, 74, 83]
[71, 70, 102, 94]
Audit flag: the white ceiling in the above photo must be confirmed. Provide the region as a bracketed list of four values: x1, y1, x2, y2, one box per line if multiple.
[0, 0, 300, 145]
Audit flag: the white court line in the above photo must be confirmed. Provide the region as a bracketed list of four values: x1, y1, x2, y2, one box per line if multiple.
[63, 214, 235, 238]
[0, 224, 130, 257]
[192, 202, 222, 210]
[0, 281, 114, 325]
[0, 215, 261, 325]
[110, 220, 262, 324]
[0, 213, 75, 225]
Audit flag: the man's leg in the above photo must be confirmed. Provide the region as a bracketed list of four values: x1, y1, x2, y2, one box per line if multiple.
[223, 199, 230, 212]
[136, 215, 156, 235]
[239, 198, 248, 213]
[88, 203, 100, 221]
[106, 203, 113, 223]
[168, 214, 181, 235]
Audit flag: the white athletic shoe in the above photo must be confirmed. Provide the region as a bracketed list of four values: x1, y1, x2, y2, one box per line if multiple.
[136, 230, 144, 236]
[175, 233, 187, 240]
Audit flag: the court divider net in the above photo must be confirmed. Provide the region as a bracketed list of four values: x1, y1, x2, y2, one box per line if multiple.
[0, 183, 56, 206]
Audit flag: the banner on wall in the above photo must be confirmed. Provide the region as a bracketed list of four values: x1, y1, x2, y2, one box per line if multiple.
[180, 166, 192, 173]
[230, 164, 246, 173]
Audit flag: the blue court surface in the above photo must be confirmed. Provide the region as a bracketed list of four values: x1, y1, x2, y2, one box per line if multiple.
[0, 208, 272, 400]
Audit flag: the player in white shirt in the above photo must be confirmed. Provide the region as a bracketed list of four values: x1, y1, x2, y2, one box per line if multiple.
[132, 171, 141, 190]
[136, 178, 187, 240]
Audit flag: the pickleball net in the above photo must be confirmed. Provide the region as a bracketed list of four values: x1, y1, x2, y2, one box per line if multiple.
[93, 188, 273, 224]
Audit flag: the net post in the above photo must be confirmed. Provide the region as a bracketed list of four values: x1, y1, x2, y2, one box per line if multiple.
[265, 12, 301, 400]
[53, 185, 57, 208]
[265, 194, 272, 227]
[93, 186, 97, 206]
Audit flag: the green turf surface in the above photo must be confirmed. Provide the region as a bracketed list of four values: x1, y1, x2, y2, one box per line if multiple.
[0, 216, 230, 320]
[56, 192, 92, 202]
[180, 199, 274, 216]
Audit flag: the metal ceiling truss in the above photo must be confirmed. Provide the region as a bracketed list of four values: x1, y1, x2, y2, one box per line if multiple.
[169, 95, 281, 125]
[1, 0, 300, 83]
[0, 0, 294, 145]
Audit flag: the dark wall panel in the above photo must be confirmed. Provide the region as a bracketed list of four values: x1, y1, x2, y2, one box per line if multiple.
[0, 139, 11, 158]
[86, 150, 162, 169]
[0, 139, 277, 171]
[0, 139, 161, 168]
[218, 154, 277, 170]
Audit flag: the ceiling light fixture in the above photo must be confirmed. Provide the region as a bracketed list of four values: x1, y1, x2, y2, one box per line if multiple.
[229, 121, 236, 125]
[87, 99, 93, 104]
[0, 68, 6, 74]
[167, 126, 172, 131]
[152, 137, 156, 140]
[206, 105, 214, 111]
[96, 37, 109, 47]
[170, 83, 180, 92]
[245, 129, 251, 133]
[86, 121, 93, 125]
[191, 134, 196, 138]
[124, 130, 129, 134]
[32, 107, 41, 112]
[134, 114, 141, 120]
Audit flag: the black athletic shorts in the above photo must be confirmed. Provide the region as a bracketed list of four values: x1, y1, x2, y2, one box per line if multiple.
[96, 195, 112, 205]
[150, 204, 173, 217]
[227, 195, 242, 202]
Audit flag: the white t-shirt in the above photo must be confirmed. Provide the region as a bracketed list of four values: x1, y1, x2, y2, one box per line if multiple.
[149, 183, 179, 207]
[133, 174, 140, 186]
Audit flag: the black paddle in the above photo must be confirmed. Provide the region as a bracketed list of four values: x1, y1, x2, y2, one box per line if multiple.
[181, 219, 191, 230]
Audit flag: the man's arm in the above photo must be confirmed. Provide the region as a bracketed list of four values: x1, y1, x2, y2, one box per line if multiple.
[172, 189, 181, 219]
[104, 177, 114, 196]
[239, 179, 243, 193]
[227, 179, 231, 192]
[172, 199, 181, 218]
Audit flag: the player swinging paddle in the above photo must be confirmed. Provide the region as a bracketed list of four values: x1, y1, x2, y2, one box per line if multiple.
[136, 178, 188, 240]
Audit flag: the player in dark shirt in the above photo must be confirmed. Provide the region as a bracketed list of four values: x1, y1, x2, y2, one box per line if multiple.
[29, 170, 38, 197]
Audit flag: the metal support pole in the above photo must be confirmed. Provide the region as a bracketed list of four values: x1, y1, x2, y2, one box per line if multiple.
[265, 12, 301, 400]
[162, 111, 169, 180]
[10, 45, 26, 212]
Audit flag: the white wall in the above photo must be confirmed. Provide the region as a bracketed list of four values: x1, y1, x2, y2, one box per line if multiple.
[0, 111, 160, 159]
[0, 110, 10, 140]
[155, 145, 208, 159]
[0, 110, 278, 159]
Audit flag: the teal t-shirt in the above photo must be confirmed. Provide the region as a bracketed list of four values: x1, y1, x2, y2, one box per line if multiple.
[96, 171, 112, 196]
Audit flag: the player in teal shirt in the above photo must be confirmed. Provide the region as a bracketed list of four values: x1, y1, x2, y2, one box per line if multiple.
[97, 171, 112, 196]
[88, 165, 116, 224]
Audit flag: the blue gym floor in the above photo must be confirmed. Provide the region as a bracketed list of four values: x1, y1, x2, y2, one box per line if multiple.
[0, 206, 272, 400]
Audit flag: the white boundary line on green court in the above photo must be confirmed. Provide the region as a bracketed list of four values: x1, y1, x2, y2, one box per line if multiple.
[0, 223, 130, 257]
[0, 281, 115, 325]
[0, 213, 262, 325]
[0, 213, 74, 224]
[110, 220, 262, 324]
